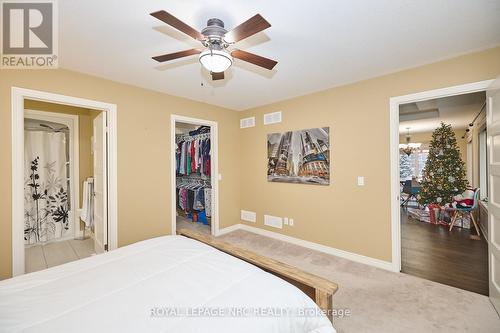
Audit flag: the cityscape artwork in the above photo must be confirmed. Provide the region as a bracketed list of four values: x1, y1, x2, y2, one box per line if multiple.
[267, 127, 330, 185]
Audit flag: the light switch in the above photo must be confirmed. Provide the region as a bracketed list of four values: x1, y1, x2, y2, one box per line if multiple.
[357, 176, 365, 186]
[218, 174, 222, 181]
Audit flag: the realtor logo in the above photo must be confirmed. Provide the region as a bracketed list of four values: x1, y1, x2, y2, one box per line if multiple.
[1, 0, 58, 68]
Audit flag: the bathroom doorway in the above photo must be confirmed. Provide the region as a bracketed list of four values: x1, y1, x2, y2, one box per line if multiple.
[11, 87, 118, 276]
[23, 102, 102, 273]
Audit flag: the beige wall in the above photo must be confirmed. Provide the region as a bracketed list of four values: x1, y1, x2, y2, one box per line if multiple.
[238, 47, 500, 262]
[1, 47, 499, 279]
[469, 109, 487, 188]
[0, 69, 240, 279]
[399, 129, 468, 166]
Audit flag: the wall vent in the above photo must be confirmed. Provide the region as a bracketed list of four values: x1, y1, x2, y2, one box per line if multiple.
[263, 111, 282, 125]
[240, 117, 255, 128]
[241, 210, 256, 223]
[264, 215, 283, 229]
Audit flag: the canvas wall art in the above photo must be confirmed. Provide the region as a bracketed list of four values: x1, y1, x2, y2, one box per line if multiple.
[267, 127, 330, 185]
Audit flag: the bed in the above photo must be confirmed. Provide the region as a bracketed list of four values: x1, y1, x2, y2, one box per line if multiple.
[0, 233, 336, 333]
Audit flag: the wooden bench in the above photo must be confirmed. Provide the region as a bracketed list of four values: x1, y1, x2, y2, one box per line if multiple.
[177, 228, 339, 322]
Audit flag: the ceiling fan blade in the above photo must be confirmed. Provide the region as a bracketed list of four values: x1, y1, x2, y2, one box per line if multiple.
[152, 49, 201, 62]
[150, 10, 204, 40]
[224, 14, 271, 43]
[211, 72, 225, 80]
[231, 49, 277, 70]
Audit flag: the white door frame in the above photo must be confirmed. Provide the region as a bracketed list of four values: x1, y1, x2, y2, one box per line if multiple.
[389, 79, 494, 272]
[170, 115, 219, 236]
[24, 109, 82, 240]
[11, 87, 118, 277]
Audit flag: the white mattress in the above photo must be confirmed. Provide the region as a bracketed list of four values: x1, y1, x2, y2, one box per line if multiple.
[0, 236, 335, 333]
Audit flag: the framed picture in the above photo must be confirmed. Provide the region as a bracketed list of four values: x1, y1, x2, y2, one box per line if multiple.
[267, 127, 330, 185]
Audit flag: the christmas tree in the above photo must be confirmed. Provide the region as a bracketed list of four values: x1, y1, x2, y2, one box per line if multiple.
[400, 154, 412, 180]
[418, 122, 468, 205]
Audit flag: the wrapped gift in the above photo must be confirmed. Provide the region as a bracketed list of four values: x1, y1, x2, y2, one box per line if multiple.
[428, 204, 441, 224]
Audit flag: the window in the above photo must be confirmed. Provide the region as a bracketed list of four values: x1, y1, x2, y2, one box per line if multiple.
[400, 150, 429, 181]
[479, 127, 488, 200]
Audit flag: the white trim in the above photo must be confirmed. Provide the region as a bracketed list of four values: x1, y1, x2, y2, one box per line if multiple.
[389, 80, 493, 273]
[170, 115, 219, 237]
[216, 223, 241, 236]
[218, 224, 394, 271]
[24, 109, 82, 239]
[11, 87, 118, 277]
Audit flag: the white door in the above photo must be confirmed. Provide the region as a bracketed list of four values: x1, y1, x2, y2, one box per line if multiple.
[93, 113, 108, 253]
[487, 76, 500, 314]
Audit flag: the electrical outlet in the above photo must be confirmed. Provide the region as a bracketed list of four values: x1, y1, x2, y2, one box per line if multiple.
[289, 218, 294, 226]
[284, 217, 289, 225]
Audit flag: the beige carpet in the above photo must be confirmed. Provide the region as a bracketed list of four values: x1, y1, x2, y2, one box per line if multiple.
[218, 229, 500, 333]
[177, 216, 210, 234]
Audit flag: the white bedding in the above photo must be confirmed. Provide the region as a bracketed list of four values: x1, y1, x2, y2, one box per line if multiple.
[0, 236, 335, 333]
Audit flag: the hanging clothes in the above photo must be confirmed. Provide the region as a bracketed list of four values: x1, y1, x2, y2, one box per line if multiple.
[176, 126, 212, 223]
[203, 138, 211, 176]
[204, 188, 212, 217]
[176, 136, 211, 176]
[193, 188, 205, 211]
[178, 141, 187, 175]
[186, 141, 192, 175]
[191, 140, 196, 173]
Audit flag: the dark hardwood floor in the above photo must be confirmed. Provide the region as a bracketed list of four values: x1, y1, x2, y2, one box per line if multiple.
[401, 208, 489, 295]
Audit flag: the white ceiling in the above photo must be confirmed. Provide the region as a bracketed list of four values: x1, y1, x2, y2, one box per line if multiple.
[59, 0, 500, 111]
[399, 91, 485, 134]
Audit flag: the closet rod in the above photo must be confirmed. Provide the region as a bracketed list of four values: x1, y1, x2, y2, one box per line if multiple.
[176, 132, 210, 143]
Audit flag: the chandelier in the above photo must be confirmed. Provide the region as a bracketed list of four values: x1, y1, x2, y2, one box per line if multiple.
[399, 128, 422, 156]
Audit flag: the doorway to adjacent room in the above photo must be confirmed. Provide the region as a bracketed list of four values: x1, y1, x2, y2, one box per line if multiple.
[170, 115, 219, 236]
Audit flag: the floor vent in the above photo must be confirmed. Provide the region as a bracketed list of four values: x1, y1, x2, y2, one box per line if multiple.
[241, 210, 256, 223]
[264, 215, 283, 229]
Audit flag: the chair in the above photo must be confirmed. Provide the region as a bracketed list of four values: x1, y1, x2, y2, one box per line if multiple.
[448, 189, 481, 237]
[400, 180, 420, 207]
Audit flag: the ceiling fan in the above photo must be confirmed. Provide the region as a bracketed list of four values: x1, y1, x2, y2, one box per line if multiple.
[150, 10, 278, 80]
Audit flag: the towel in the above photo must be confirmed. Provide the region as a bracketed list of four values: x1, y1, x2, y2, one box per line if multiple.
[80, 178, 94, 228]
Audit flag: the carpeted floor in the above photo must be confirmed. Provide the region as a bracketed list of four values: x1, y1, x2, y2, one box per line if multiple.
[218, 229, 500, 333]
[177, 215, 210, 234]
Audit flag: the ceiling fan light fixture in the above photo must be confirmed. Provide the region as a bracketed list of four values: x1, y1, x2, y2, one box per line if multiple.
[199, 49, 232, 73]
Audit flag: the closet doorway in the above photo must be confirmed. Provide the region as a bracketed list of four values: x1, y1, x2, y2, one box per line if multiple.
[170, 115, 219, 236]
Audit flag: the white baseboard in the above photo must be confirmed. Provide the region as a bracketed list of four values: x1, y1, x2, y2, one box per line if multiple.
[218, 223, 396, 272]
[216, 223, 241, 236]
